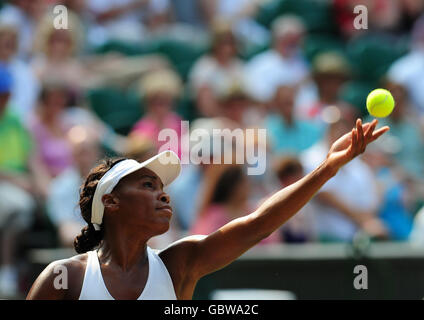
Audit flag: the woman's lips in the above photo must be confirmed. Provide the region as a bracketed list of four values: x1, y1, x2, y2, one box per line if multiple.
[156, 205, 173, 215]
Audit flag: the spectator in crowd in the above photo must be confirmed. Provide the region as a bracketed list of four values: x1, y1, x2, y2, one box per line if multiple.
[297, 51, 351, 127]
[131, 68, 184, 158]
[300, 106, 387, 242]
[274, 156, 316, 243]
[244, 14, 310, 104]
[85, 0, 172, 47]
[27, 82, 74, 178]
[61, 100, 129, 156]
[191, 163, 280, 244]
[362, 139, 414, 241]
[46, 127, 101, 247]
[166, 158, 206, 231]
[216, 81, 252, 127]
[365, 79, 424, 180]
[171, 0, 210, 29]
[0, 0, 47, 60]
[31, 12, 85, 95]
[190, 164, 249, 236]
[124, 132, 157, 163]
[0, 65, 48, 297]
[61, 0, 86, 15]
[166, 117, 226, 231]
[203, 0, 270, 48]
[265, 83, 323, 156]
[397, 0, 424, 32]
[0, 24, 39, 122]
[166, 115, 265, 231]
[189, 20, 245, 117]
[388, 15, 424, 113]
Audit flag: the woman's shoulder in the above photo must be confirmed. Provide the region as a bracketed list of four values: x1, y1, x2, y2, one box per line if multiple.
[26, 253, 89, 300]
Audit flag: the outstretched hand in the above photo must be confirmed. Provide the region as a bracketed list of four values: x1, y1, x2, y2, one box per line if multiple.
[326, 119, 390, 172]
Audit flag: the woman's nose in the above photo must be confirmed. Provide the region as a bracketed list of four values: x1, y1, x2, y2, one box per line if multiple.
[158, 192, 170, 204]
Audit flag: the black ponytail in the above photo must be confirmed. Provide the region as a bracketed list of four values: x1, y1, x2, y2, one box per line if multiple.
[73, 157, 126, 253]
[74, 224, 104, 254]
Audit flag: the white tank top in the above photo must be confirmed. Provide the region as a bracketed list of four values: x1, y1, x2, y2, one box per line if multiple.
[78, 247, 177, 300]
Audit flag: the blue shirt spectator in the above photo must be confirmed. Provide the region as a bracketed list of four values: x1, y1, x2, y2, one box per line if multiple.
[265, 84, 323, 156]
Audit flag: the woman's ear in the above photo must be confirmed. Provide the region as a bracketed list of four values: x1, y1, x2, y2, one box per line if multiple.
[102, 194, 120, 212]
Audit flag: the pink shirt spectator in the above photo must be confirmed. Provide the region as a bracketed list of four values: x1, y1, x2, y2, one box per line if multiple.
[28, 116, 73, 177]
[131, 112, 184, 158]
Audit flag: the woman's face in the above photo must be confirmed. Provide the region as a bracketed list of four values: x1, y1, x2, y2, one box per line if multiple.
[47, 29, 73, 58]
[0, 31, 17, 61]
[42, 89, 68, 116]
[222, 97, 248, 124]
[146, 93, 174, 119]
[316, 74, 346, 101]
[275, 32, 303, 58]
[214, 34, 237, 61]
[274, 86, 296, 120]
[106, 168, 172, 237]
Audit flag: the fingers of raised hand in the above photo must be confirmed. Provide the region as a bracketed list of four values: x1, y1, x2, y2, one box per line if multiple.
[356, 119, 366, 154]
[371, 126, 390, 142]
[350, 128, 358, 156]
[346, 119, 388, 160]
[364, 119, 378, 142]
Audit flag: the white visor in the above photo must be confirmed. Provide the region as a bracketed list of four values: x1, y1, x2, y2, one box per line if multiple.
[91, 150, 181, 230]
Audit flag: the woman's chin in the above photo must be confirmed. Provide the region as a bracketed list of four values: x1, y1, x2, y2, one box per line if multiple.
[155, 220, 171, 235]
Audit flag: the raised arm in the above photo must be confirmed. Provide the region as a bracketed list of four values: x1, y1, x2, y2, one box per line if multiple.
[164, 119, 389, 297]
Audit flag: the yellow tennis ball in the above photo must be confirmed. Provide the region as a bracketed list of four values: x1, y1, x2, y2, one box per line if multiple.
[366, 88, 395, 118]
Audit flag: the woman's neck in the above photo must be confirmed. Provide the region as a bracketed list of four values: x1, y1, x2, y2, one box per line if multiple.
[99, 228, 149, 272]
[147, 112, 167, 125]
[39, 111, 65, 136]
[214, 54, 233, 67]
[40, 112, 57, 125]
[47, 52, 71, 63]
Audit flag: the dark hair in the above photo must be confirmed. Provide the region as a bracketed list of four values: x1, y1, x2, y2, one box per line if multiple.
[275, 157, 303, 181]
[39, 81, 76, 108]
[73, 157, 126, 254]
[210, 166, 245, 204]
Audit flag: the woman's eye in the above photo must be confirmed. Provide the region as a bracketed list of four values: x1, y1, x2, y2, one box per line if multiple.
[143, 182, 154, 188]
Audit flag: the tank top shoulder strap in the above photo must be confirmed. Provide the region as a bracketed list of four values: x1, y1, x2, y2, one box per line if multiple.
[137, 247, 177, 300]
[78, 250, 113, 300]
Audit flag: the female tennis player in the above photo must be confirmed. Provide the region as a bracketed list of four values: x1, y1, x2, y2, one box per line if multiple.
[27, 119, 388, 300]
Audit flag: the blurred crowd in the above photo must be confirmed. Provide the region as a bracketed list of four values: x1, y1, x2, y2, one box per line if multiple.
[1, 0, 424, 298]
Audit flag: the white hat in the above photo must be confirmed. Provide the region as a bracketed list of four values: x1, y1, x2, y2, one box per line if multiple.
[91, 150, 181, 230]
